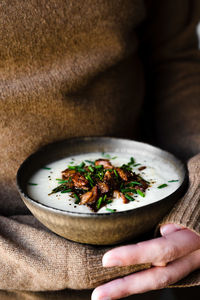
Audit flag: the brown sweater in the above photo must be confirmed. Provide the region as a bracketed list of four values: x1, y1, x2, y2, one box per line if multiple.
[0, 0, 200, 291]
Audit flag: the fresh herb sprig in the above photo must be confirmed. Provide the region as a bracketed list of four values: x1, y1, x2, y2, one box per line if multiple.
[158, 184, 168, 189]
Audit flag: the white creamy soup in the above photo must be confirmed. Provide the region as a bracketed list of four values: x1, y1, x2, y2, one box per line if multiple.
[27, 152, 183, 214]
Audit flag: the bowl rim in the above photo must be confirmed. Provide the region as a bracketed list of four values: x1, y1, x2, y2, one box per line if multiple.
[16, 136, 188, 218]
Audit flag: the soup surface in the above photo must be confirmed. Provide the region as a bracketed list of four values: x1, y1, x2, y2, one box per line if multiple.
[27, 152, 183, 213]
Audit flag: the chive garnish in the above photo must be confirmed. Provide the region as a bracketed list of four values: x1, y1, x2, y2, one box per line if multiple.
[168, 180, 179, 183]
[158, 184, 168, 189]
[124, 194, 135, 201]
[77, 167, 86, 173]
[88, 166, 94, 172]
[121, 188, 137, 193]
[28, 183, 38, 186]
[49, 184, 67, 194]
[74, 193, 80, 204]
[68, 166, 76, 170]
[128, 157, 135, 166]
[106, 199, 113, 204]
[102, 152, 111, 158]
[61, 189, 72, 193]
[78, 162, 85, 168]
[57, 180, 70, 184]
[94, 165, 103, 169]
[56, 178, 72, 182]
[106, 208, 116, 213]
[85, 174, 94, 187]
[103, 194, 107, 202]
[121, 164, 132, 171]
[133, 163, 141, 167]
[114, 169, 118, 177]
[97, 197, 103, 209]
[42, 167, 51, 170]
[127, 181, 142, 186]
[69, 161, 74, 164]
[136, 189, 145, 197]
[111, 156, 118, 160]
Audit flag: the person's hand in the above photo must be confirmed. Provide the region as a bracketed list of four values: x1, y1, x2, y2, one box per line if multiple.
[92, 224, 200, 300]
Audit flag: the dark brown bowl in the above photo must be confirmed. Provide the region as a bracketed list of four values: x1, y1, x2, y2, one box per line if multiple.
[16, 137, 187, 245]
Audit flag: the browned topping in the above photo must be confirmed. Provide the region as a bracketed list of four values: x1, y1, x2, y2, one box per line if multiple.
[120, 192, 129, 204]
[95, 159, 113, 169]
[62, 169, 76, 179]
[50, 157, 149, 212]
[104, 170, 112, 181]
[116, 167, 129, 181]
[113, 190, 120, 198]
[80, 186, 98, 205]
[138, 166, 147, 171]
[97, 182, 109, 194]
[72, 173, 89, 190]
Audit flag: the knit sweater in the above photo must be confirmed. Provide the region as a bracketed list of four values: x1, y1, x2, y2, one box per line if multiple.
[0, 0, 200, 291]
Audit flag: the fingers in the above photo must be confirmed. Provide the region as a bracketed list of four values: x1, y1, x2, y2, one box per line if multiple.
[92, 249, 200, 300]
[102, 229, 200, 267]
[160, 223, 184, 236]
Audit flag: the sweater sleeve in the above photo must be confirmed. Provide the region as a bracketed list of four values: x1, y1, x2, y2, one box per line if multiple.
[141, 0, 200, 159]
[141, 0, 200, 286]
[0, 214, 150, 291]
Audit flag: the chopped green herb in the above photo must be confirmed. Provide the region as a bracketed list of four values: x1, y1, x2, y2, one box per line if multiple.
[121, 188, 137, 193]
[120, 182, 125, 190]
[57, 180, 70, 184]
[136, 189, 145, 197]
[114, 169, 118, 177]
[124, 194, 135, 201]
[121, 164, 132, 171]
[88, 166, 94, 172]
[68, 166, 76, 170]
[49, 184, 66, 194]
[127, 181, 142, 186]
[133, 163, 141, 167]
[74, 193, 80, 204]
[128, 157, 135, 166]
[96, 197, 103, 209]
[77, 167, 86, 173]
[106, 199, 113, 204]
[158, 184, 168, 189]
[111, 156, 118, 160]
[94, 165, 103, 169]
[42, 167, 51, 170]
[85, 174, 94, 187]
[106, 208, 116, 213]
[28, 182, 38, 186]
[103, 194, 107, 202]
[69, 161, 74, 164]
[168, 180, 179, 183]
[102, 152, 111, 158]
[61, 189, 72, 193]
[78, 162, 85, 168]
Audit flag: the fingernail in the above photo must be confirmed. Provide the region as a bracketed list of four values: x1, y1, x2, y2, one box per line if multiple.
[102, 256, 122, 267]
[92, 290, 111, 300]
[160, 224, 183, 236]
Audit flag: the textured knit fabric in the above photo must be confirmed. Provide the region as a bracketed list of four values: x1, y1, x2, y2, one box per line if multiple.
[0, 0, 199, 291]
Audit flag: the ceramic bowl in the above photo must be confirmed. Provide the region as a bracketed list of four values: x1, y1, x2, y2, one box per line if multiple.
[16, 137, 187, 245]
